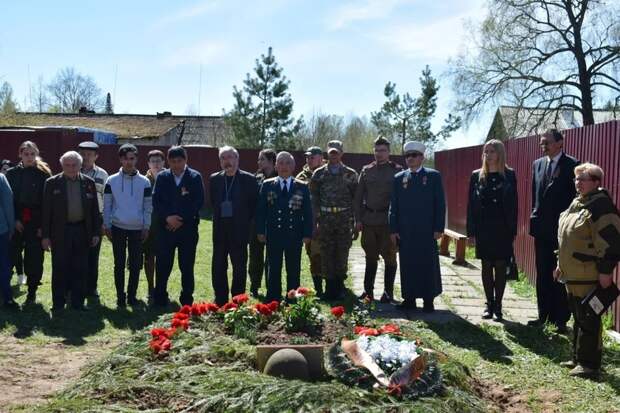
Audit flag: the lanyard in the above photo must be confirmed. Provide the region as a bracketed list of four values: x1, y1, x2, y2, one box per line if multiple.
[225, 173, 236, 201]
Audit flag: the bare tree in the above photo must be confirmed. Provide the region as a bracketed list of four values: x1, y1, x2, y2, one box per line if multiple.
[47, 67, 104, 113]
[29, 76, 50, 112]
[0, 81, 18, 113]
[450, 0, 620, 129]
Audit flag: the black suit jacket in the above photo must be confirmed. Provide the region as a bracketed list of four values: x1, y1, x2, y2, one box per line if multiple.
[466, 168, 518, 239]
[209, 169, 258, 244]
[41, 173, 102, 244]
[529, 152, 580, 243]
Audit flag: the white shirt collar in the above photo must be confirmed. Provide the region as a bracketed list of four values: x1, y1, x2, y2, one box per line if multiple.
[547, 152, 562, 164]
[278, 176, 292, 189]
[409, 166, 424, 173]
[173, 166, 187, 185]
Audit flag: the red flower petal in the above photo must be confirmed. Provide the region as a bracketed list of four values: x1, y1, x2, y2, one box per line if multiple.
[330, 306, 345, 318]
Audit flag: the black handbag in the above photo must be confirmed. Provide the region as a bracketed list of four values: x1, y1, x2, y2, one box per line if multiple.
[506, 248, 518, 281]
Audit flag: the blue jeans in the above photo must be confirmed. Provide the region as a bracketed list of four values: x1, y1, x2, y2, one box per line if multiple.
[0, 231, 13, 302]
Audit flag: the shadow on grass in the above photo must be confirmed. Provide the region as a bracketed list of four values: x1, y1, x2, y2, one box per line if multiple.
[0, 301, 165, 346]
[502, 320, 572, 363]
[425, 315, 514, 365]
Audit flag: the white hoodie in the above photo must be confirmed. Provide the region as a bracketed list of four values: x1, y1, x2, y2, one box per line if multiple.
[103, 169, 152, 231]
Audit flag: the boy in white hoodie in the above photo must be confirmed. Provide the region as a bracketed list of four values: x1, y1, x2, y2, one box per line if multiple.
[103, 144, 152, 307]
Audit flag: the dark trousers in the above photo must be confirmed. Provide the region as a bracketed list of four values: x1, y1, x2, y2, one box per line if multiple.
[51, 223, 88, 309]
[534, 238, 570, 325]
[11, 242, 23, 275]
[248, 235, 268, 291]
[568, 294, 602, 369]
[212, 219, 248, 306]
[111, 226, 142, 300]
[11, 222, 44, 293]
[265, 241, 302, 301]
[155, 224, 198, 306]
[0, 232, 13, 303]
[86, 231, 102, 297]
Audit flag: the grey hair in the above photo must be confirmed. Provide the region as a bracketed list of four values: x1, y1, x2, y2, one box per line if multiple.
[59, 151, 83, 166]
[276, 151, 295, 164]
[218, 145, 239, 159]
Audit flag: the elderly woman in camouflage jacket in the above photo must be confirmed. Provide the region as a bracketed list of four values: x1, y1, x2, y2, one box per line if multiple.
[555, 163, 620, 379]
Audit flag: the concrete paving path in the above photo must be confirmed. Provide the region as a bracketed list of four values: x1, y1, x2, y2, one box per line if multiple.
[349, 246, 538, 325]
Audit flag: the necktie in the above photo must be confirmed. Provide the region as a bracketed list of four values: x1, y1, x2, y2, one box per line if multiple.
[282, 181, 288, 196]
[544, 159, 554, 187]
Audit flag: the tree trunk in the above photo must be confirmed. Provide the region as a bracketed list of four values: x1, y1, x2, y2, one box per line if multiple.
[568, 5, 595, 126]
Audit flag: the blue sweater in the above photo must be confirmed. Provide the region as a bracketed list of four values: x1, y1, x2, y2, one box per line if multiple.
[0, 174, 15, 235]
[152, 167, 205, 227]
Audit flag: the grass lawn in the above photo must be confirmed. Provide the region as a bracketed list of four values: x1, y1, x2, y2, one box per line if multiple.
[1, 221, 620, 412]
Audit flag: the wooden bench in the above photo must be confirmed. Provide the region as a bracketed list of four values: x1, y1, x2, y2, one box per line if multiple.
[439, 229, 468, 266]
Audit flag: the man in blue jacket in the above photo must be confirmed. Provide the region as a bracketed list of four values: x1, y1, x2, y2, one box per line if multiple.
[0, 173, 17, 309]
[256, 152, 313, 302]
[152, 146, 204, 307]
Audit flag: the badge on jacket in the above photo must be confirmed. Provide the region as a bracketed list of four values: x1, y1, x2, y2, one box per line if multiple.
[181, 187, 189, 196]
[422, 176, 428, 186]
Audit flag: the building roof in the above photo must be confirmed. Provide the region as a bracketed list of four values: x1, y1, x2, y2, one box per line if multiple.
[486, 106, 620, 141]
[0, 112, 226, 144]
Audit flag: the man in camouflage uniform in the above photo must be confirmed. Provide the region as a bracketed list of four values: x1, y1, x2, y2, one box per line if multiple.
[296, 146, 325, 295]
[354, 136, 402, 303]
[310, 140, 358, 300]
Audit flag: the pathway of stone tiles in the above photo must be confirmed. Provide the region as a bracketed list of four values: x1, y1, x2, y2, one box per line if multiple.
[349, 246, 538, 325]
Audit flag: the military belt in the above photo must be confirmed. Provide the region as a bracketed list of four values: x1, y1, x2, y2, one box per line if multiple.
[320, 206, 350, 213]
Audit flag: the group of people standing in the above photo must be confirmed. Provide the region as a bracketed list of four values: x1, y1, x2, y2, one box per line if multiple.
[466, 129, 620, 378]
[0, 129, 618, 379]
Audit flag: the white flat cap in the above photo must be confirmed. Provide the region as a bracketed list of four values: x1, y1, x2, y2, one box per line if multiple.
[403, 141, 426, 154]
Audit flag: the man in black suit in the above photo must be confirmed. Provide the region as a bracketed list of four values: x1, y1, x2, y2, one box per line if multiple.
[528, 129, 579, 332]
[209, 146, 258, 305]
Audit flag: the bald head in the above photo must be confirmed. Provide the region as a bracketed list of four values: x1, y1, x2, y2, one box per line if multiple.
[276, 151, 295, 179]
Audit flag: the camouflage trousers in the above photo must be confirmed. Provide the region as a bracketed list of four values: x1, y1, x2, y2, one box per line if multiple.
[318, 211, 353, 280]
[304, 238, 322, 277]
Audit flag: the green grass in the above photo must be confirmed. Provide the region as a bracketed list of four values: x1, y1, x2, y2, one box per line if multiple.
[3, 222, 620, 412]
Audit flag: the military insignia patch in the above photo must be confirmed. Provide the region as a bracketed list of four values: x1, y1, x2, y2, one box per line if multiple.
[402, 174, 409, 189]
[267, 191, 277, 206]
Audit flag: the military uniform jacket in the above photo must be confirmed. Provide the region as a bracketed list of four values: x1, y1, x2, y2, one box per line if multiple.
[295, 164, 315, 184]
[354, 160, 402, 226]
[41, 173, 102, 243]
[256, 177, 313, 246]
[558, 188, 620, 295]
[309, 163, 358, 219]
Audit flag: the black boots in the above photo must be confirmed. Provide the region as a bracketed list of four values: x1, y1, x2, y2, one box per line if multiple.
[312, 276, 324, 297]
[381, 264, 397, 303]
[482, 301, 494, 319]
[359, 259, 378, 301]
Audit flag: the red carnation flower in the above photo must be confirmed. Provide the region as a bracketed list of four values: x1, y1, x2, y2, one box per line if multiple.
[191, 303, 203, 316]
[330, 306, 345, 318]
[379, 324, 401, 335]
[205, 303, 219, 312]
[173, 312, 190, 321]
[286, 289, 296, 300]
[171, 318, 189, 330]
[355, 326, 380, 336]
[387, 383, 403, 397]
[21, 208, 32, 224]
[150, 328, 169, 338]
[296, 287, 310, 296]
[232, 293, 249, 305]
[267, 300, 279, 312]
[178, 305, 192, 315]
[220, 302, 238, 312]
[255, 303, 272, 316]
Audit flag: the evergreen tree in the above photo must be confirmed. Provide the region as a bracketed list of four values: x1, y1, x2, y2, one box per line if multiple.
[371, 66, 461, 151]
[225, 47, 302, 149]
[104, 92, 114, 114]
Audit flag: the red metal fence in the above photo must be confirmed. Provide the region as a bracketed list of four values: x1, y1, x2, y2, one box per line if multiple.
[0, 128, 377, 206]
[435, 120, 620, 331]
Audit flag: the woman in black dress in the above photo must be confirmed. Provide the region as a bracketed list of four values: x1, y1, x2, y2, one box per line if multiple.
[467, 140, 517, 320]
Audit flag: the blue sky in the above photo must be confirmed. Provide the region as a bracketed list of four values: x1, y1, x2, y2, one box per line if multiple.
[0, 0, 491, 149]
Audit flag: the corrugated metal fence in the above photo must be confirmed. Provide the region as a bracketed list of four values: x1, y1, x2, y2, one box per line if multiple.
[435, 120, 620, 331]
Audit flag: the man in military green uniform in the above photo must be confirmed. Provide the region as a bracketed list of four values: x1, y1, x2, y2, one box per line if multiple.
[249, 149, 277, 297]
[354, 136, 402, 303]
[256, 152, 313, 301]
[296, 146, 325, 295]
[310, 140, 358, 300]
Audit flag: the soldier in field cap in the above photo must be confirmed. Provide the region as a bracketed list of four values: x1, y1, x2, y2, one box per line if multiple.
[354, 136, 402, 303]
[310, 140, 358, 300]
[296, 146, 325, 295]
[389, 141, 445, 312]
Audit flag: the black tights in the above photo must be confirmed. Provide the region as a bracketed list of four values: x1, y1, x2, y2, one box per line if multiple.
[481, 260, 507, 307]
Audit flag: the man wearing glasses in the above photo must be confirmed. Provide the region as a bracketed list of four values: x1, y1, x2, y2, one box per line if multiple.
[528, 129, 579, 333]
[389, 141, 445, 312]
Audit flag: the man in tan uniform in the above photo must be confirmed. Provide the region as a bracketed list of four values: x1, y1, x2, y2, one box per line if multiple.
[354, 136, 402, 303]
[296, 146, 325, 295]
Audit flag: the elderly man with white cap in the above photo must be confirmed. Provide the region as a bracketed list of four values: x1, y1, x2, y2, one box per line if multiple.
[389, 141, 446, 312]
